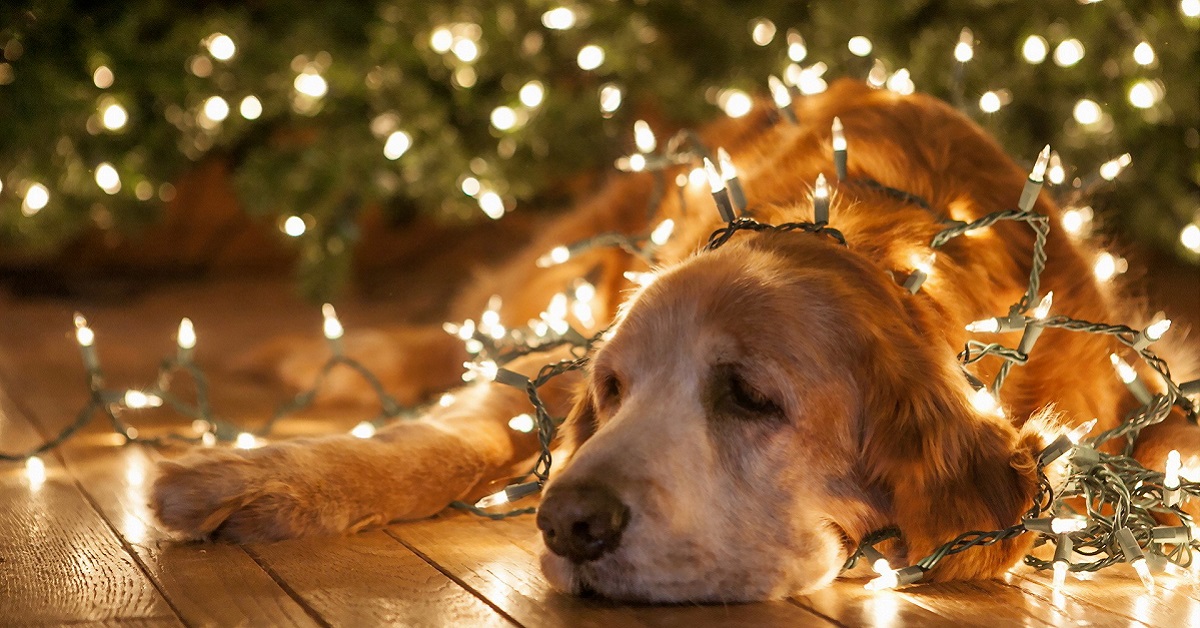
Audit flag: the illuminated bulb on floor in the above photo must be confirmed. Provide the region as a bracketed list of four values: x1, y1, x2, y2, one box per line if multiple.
[508, 413, 535, 433]
[26, 456, 47, 488]
[235, 432, 257, 449]
[1022, 35, 1048, 64]
[351, 422, 376, 438]
[1099, 154, 1132, 181]
[1133, 559, 1155, 592]
[476, 490, 509, 509]
[650, 219, 675, 247]
[322, 304, 344, 340]
[463, 359, 499, 382]
[1053, 560, 1069, 589]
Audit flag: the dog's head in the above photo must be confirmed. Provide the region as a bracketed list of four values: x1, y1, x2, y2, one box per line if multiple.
[537, 229, 1040, 602]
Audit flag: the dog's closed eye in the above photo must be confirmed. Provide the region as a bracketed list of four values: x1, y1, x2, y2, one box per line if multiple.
[717, 366, 783, 419]
[594, 370, 623, 410]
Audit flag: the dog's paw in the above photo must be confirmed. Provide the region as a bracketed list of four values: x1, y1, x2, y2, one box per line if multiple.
[150, 447, 354, 543]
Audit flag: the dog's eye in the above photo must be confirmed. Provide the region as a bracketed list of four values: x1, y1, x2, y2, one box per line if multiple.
[727, 372, 781, 417]
[596, 372, 622, 408]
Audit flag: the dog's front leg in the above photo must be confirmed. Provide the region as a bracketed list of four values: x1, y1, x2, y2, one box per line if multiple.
[151, 352, 580, 542]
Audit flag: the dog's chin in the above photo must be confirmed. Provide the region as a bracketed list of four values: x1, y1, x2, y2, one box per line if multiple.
[538, 535, 847, 604]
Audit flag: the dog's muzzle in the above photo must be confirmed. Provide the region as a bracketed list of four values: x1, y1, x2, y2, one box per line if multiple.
[537, 483, 630, 563]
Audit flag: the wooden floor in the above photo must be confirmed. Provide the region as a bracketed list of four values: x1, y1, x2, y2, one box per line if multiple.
[2, 272, 1199, 626]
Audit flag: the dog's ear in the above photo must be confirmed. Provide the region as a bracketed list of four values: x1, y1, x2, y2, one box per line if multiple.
[861, 345, 1041, 581]
[563, 381, 599, 451]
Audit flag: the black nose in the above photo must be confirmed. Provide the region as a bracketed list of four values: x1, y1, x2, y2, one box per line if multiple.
[537, 483, 630, 563]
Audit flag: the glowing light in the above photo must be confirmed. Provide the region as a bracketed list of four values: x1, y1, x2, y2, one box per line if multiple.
[294, 70, 328, 97]
[886, 69, 914, 95]
[1031, 145, 1051, 182]
[322, 303, 344, 340]
[177, 318, 196, 349]
[1099, 154, 1132, 181]
[868, 60, 887, 88]
[1047, 152, 1065, 185]
[351, 422, 376, 438]
[768, 75, 791, 109]
[1066, 419, 1097, 445]
[461, 176, 481, 197]
[1061, 206, 1093, 236]
[721, 90, 753, 118]
[283, 216, 306, 237]
[430, 27, 453, 53]
[475, 490, 509, 509]
[717, 147, 739, 184]
[542, 7, 576, 30]
[74, 314, 95, 347]
[1128, 80, 1162, 109]
[235, 432, 258, 449]
[1132, 42, 1155, 66]
[93, 65, 113, 89]
[102, 102, 128, 130]
[577, 45, 604, 70]
[912, 251, 935, 275]
[650, 219, 675, 246]
[383, 131, 412, 160]
[202, 96, 230, 124]
[479, 191, 505, 219]
[123, 390, 162, 409]
[688, 167, 706, 187]
[1053, 39, 1085, 67]
[954, 28, 974, 62]
[1094, 252, 1120, 281]
[1072, 99, 1101, 125]
[704, 158, 725, 193]
[439, 393, 456, 407]
[745, 18, 774, 46]
[787, 29, 807, 62]
[979, 91, 1002, 113]
[519, 81, 545, 108]
[508, 414, 535, 433]
[1022, 35, 1048, 64]
[1185, 0, 1200, 18]
[452, 39, 480, 63]
[22, 182, 49, 216]
[94, 163, 121, 195]
[971, 387, 1005, 417]
[865, 572, 899, 591]
[490, 106, 517, 131]
[634, 120, 656, 153]
[537, 246, 571, 267]
[463, 359, 499, 382]
[1110, 353, 1138, 384]
[796, 63, 829, 95]
[599, 83, 623, 113]
[1053, 561, 1068, 589]
[966, 318, 1000, 333]
[848, 36, 873, 57]
[1166, 450, 1182, 489]
[1032, 291, 1054, 319]
[206, 33, 236, 61]
[1145, 318, 1172, 343]
[239, 96, 262, 120]
[26, 456, 46, 489]
[1133, 558, 1155, 591]
[624, 270, 657, 287]
[1181, 224, 1200, 253]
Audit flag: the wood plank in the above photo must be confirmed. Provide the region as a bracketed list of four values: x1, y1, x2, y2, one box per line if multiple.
[0, 339, 323, 627]
[248, 531, 513, 627]
[795, 580, 957, 626]
[1012, 563, 1200, 627]
[0, 393, 176, 624]
[390, 511, 836, 627]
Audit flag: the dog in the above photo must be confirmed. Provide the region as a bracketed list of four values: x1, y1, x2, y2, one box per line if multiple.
[151, 79, 1198, 602]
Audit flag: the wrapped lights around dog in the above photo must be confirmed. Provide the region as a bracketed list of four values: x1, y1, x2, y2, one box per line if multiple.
[704, 157, 735, 222]
[812, 173, 830, 224]
[1018, 145, 1051, 212]
[1016, 291, 1054, 354]
[832, 117, 847, 180]
[1109, 353, 1153, 405]
[1132, 317, 1171, 351]
[717, 147, 747, 213]
[902, 251, 935, 293]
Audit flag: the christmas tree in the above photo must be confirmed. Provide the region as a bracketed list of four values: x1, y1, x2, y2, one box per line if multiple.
[1, 1, 1196, 300]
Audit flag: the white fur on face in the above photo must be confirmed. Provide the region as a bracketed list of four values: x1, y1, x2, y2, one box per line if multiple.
[539, 251, 867, 602]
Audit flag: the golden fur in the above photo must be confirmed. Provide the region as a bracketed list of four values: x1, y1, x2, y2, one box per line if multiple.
[152, 79, 1198, 602]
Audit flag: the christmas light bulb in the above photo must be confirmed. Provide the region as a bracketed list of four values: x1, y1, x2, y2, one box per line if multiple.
[954, 28, 974, 63]
[971, 387, 1004, 417]
[430, 27, 453, 53]
[479, 191, 505, 219]
[813, 173, 830, 223]
[542, 7, 577, 30]
[1073, 99, 1101, 126]
[475, 481, 540, 508]
[867, 60, 887, 88]
[704, 157, 726, 193]
[848, 35, 873, 57]
[235, 432, 257, 449]
[577, 45, 604, 70]
[490, 106, 517, 131]
[886, 68, 914, 95]
[475, 490, 510, 509]
[508, 413, 536, 433]
[768, 75, 791, 109]
[22, 182, 50, 216]
[123, 390, 162, 409]
[966, 318, 1001, 333]
[177, 318, 196, 350]
[101, 102, 128, 131]
[865, 570, 899, 591]
[94, 163, 121, 194]
[1060, 207, 1093, 236]
[1032, 291, 1054, 319]
[537, 246, 571, 267]
[722, 90, 753, 118]
[384, 131, 412, 160]
[1052, 516, 1088, 534]
[979, 91, 1001, 113]
[1132, 42, 1155, 66]
[452, 39, 480, 63]
[322, 304, 344, 340]
[1110, 353, 1138, 384]
[1030, 145, 1051, 182]
[26, 456, 46, 489]
[786, 29, 807, 62]
[832, 117, 847, 151]
[206, 33, 236, 61]
[1099, 154, 1132, 181]
[1047, 152, 1065, 185]
[1165, 450, 1182, 490]
[463, 359, 499, 382]
[625, 154, 647, 172]
[1053, 39, 1085, 67]
[1066, 419, 1097, 445]
[351, 422, 376, 438]
[74, 313, 95, 347]
[650, 219, 675, 246]
[1133, 558, 1155, 591]
[634, 120, 656, 154]
[1182, 224, 1200, 254]
[519, 81, 545, 108]
[1052, 560, 1069, 589]
[1022, 35, 1048, 64]
[913, 252, 935, 275]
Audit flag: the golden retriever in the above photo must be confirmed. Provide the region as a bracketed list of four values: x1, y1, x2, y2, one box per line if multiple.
[151, 79, 1198, 602]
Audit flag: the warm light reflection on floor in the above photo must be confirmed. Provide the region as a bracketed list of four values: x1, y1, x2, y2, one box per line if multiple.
[868, 589, 899, 628]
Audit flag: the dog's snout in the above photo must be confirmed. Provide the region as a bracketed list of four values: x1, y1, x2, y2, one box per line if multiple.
[537, 484, 630, 563]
